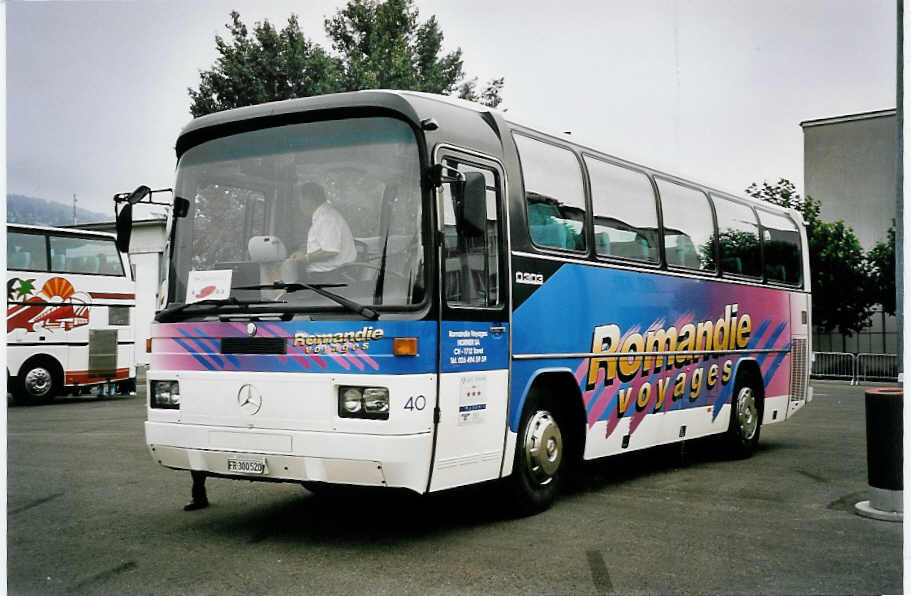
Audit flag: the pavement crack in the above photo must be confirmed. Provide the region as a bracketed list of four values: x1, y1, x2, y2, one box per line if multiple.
[796, 469, 828, 483]
[68, 560, 137, 592]
[8, 492, 64, 515]
[586, 549, 613, 594]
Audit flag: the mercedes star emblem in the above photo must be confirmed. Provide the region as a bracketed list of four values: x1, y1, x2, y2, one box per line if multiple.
[247, 322, 257, 337]
[237, 384, 263, 415]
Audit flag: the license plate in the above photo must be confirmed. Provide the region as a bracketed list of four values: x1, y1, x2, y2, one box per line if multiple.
[227, 456, 267, 475]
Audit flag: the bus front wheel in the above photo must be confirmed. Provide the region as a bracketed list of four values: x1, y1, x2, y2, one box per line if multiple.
[509, 397, 564, 515]
[727, 374, 762, 457]
[14, 360, 61, 405]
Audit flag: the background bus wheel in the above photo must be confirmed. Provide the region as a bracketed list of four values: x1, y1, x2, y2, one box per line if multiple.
[509, 398, 564, 515]
[727, 374, 762, 457]
[14, 360, 61, 405]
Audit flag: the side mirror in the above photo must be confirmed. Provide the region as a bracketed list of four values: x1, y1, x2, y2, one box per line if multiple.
[115, 202, 133, 253]
[127, 185, 151, 205]
[454, 171, 487, 238]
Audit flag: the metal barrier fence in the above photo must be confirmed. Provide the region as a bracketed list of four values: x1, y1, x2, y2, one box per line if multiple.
[811, 352, 856, 382]
[810, 352, 899, 384]
[856, 353, 899, 384]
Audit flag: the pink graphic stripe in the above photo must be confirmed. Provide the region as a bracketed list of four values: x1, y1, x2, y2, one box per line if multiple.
[354, 347, 380, 371]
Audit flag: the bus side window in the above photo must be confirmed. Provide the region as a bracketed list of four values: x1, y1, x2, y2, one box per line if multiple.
[513, 134, 586, 252]
[585, 156, 660, 263]
[656, 180, 716, 272]
[758, 210, 802, 285]
[710, 195, 761, 277]
[7, 231, 48, 271]
[48, 235, 125, 276]
[441, 160, 501, 308]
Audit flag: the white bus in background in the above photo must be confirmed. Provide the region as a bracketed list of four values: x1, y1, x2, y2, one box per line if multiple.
[7, 224, 136, 404]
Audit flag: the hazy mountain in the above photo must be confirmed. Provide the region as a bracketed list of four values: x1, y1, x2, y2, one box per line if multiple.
[7, 194, 110, 227]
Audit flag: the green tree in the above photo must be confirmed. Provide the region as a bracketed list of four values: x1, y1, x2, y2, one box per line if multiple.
[867, 227, 896, 316]
[189, 1, 503, 118]
[746, 179, 874, 336]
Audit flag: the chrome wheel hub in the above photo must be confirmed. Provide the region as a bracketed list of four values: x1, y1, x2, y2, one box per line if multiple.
[24, 367, 52, 397]
[736, 387, 758, 440]
[523, 410, 563, 485]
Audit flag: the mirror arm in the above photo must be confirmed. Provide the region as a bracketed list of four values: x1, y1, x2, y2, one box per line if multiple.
[428, 163, 465, 187]
[113, 187, 174, 205]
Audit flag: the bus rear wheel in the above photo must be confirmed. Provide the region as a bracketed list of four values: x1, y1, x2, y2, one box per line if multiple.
[14, 360, 61, 405]
[509, 398, 564, 515]
[727, 375, 762, 457]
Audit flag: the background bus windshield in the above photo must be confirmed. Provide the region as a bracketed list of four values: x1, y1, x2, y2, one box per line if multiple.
[170, 117, 424, 312]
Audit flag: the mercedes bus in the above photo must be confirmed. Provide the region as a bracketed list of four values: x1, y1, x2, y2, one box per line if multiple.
[120, 90, 811, 513]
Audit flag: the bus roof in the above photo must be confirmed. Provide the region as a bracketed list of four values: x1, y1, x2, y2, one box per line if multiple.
[175, 90, 801, 222]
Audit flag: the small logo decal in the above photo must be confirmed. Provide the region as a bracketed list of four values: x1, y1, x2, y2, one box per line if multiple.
[237, 384, 263, 415]
[515, 271, 544, 286]
[247, 322, 257, 337]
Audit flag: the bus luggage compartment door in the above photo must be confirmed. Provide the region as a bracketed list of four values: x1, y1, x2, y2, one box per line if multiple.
[88, 329, 118, 376]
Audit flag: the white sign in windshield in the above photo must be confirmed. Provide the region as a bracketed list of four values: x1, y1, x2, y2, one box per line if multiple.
[186, 269, 232, 304]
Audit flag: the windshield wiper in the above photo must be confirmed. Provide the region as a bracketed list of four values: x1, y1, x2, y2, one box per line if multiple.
[155, 297, 287, 323]
[234, 281, 379, 321]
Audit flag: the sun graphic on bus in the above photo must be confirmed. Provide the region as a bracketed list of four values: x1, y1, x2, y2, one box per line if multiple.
[6, 276, 91, 333]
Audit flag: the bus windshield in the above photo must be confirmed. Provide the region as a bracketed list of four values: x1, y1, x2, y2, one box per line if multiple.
[170, 116, 425, 315]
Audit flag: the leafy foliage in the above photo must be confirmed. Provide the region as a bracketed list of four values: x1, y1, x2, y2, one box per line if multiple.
[746, 179, 874, 335]
[189, 1, 503, 118]
[867, 226, 896, 316]
[745, 179, 803, 212]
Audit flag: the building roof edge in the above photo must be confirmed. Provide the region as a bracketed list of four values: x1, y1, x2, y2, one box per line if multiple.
[800, 108, 897, 129]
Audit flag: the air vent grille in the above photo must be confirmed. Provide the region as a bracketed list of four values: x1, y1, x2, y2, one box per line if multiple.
[789, 337, 809, 401]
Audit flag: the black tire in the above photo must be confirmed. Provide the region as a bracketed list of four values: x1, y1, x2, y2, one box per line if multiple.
[727, 373, 762, 457]
[508, 395, 565, 515]
[13, 360, 61, 405]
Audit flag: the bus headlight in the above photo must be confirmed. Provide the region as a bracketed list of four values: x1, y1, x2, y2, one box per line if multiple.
[341, 387, 363, 414]
[151, 380, 181, 409]
[363, 388, 390, 415]
[338, 386, 389, 420]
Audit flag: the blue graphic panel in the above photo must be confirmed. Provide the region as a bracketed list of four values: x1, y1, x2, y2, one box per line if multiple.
[440, 321, 509, 372]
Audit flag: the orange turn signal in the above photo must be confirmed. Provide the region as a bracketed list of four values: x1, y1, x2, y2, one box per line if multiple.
[393, 337, 418, 356]
[146, 338, 152, 353]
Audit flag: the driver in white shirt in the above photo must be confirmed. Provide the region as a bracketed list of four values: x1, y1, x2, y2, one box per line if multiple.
[288, 182, 357, 275]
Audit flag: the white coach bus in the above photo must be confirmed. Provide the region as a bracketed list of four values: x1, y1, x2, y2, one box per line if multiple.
[7, 224, 136, 404]
[119, 90, 811, 513]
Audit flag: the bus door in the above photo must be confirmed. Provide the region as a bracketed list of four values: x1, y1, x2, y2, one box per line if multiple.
[430, 151, 510, 491]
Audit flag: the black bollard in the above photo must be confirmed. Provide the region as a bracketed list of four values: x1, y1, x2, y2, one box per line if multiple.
[855, 387, 903, 522]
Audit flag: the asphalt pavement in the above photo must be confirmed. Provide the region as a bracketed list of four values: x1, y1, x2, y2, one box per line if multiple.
[6, 381, 903, 595]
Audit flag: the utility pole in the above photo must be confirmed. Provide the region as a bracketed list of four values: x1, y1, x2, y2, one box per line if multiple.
[897, 0, 904, 381]
[72, 193, 78, 225]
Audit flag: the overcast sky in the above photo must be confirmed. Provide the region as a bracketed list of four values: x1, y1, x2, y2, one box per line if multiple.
[6, 0, 897, 216]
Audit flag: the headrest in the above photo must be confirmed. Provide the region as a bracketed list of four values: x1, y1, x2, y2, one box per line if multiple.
[247, 236, 288, 263]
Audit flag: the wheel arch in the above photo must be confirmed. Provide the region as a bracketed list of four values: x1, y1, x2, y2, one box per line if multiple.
[731, 357, 765, 412]
[514, 368, 587, 465]
[17, 353, 65, 385]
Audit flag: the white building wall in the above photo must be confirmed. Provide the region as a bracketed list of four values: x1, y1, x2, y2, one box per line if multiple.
[127, 221, 167, 366]
[130, 251, 160, 365]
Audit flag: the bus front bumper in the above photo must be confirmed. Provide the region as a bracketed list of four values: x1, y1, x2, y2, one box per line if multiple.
[145, 422, 433, 494]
